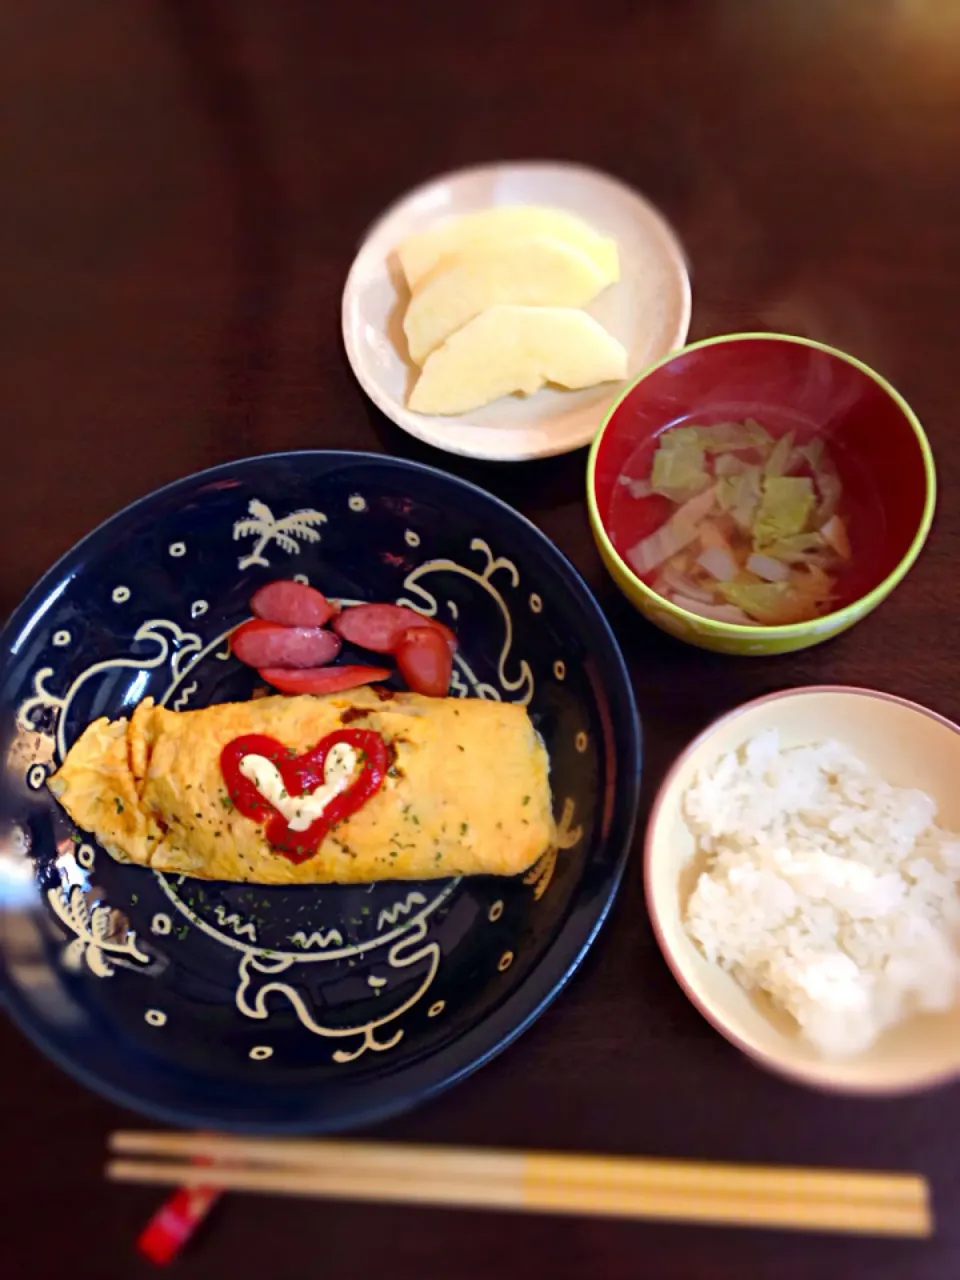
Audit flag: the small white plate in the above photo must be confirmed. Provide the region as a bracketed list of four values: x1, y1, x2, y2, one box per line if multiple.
[342, 161, 692, 462]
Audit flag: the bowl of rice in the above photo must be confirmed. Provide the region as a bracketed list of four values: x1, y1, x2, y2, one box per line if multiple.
[646, 686, 960, 1093]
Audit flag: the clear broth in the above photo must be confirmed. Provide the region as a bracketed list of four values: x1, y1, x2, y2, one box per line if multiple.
[608, 414, 888, 620]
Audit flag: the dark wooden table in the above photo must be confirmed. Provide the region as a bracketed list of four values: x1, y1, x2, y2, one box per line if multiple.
[3, 2, 960, 1276]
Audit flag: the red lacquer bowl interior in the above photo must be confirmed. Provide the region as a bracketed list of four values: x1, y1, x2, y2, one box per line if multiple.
[592, 336, 933, 608]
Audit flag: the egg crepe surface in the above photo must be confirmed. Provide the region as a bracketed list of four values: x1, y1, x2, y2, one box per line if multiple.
[48, 687, 556, 884]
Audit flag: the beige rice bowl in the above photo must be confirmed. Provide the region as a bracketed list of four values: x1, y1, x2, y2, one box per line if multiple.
[645, 687, 960, 1093]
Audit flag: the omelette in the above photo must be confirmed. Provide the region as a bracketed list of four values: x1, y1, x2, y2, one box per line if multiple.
[47, 687, 555, 885]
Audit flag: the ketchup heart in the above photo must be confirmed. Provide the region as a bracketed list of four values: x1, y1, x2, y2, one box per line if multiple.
[220, 728, 388, 863]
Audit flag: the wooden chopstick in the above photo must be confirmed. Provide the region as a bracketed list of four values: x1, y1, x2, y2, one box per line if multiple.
[107, 1133, 932, 1237]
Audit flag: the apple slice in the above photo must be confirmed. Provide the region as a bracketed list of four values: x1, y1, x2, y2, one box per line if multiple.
[408, 304, 628, 416]
[403, 236, 613, 365]
[396, 205, 619, 291]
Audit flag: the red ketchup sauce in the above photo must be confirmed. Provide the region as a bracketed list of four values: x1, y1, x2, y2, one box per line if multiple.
[220, 728, 388, 862]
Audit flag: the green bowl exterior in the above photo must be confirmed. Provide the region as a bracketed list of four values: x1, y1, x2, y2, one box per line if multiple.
[587, 332, 937, 656]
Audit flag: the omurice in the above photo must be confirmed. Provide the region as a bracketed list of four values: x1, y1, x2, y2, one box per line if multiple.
[47, 686, 555, 885]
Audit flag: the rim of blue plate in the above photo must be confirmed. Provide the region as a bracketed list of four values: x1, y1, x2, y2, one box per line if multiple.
[0, 450, 642, 1133]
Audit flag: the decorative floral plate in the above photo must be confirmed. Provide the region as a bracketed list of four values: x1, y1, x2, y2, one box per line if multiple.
[0, 452, 640, 1132]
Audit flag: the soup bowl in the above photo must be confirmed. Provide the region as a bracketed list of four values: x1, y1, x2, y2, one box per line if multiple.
[587, 333, 935, 655]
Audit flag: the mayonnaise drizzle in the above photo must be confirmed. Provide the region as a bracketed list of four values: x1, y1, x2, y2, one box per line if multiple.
[239, 743, 358, 831]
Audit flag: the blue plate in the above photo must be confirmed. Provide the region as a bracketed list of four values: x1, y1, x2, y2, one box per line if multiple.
[0, 452, 640, 1132]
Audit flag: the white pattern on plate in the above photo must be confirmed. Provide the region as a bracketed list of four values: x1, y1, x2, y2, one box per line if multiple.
[234, 918, 442, 1065]
[290, 927, 344, 951]
[26, 763, 48, 790]
[524, 797, 583, 900]
[233, 499, 326, 570]
[49, 885, 150, 978]
[377, 892, 427, 933]
[397, 539, 534, 706]
[212, 905, 258, 943]
[16, 619, 221, 761]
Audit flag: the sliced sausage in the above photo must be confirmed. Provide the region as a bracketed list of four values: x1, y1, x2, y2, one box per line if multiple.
[249, 580, 337, 627]
[258, 665, 392, 695]
[231, 619, 341, 669]
[417, 617, 458, 653]
[395, 627, 453, 697]
[333, 603, 457, 654]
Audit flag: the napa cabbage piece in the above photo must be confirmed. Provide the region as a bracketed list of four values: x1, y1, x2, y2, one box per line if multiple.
[626, 486, 717, 575]
[621, 420, 848, 626]
[671, 596, 754, 624]
[650, 430, 710, 502]
[720, 565, 833, 625]
[759, 532, 827, 564]
[654, 419, 772, 458]
[714, 453, 747, 477]
[656, 563, 716, 603]
[753, 476, 816, 546]
[743, 417, 773, 444]
[698, 545, 738, 581]
[700, 419, 772, 453]
[798, 439, 824, 470]
[719, 582, 813, 625]
[717, 466, 762, 532]
[617, 475, 652, 499]
[745, 552, 791, 583]
[764, 430, 795, 478]
[821, 514, 851, 559]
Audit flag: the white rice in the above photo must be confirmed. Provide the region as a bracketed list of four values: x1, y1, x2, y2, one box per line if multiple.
[683, 730, 960, 1058]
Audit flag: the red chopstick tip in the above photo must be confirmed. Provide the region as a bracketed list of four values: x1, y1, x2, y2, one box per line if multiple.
[136, 1184, 220, 1265]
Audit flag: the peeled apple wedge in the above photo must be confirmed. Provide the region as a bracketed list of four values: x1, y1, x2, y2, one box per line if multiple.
[408, 305, 628, 415]
[397, 205, 620, 291]
[403, 235, 614, 366]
